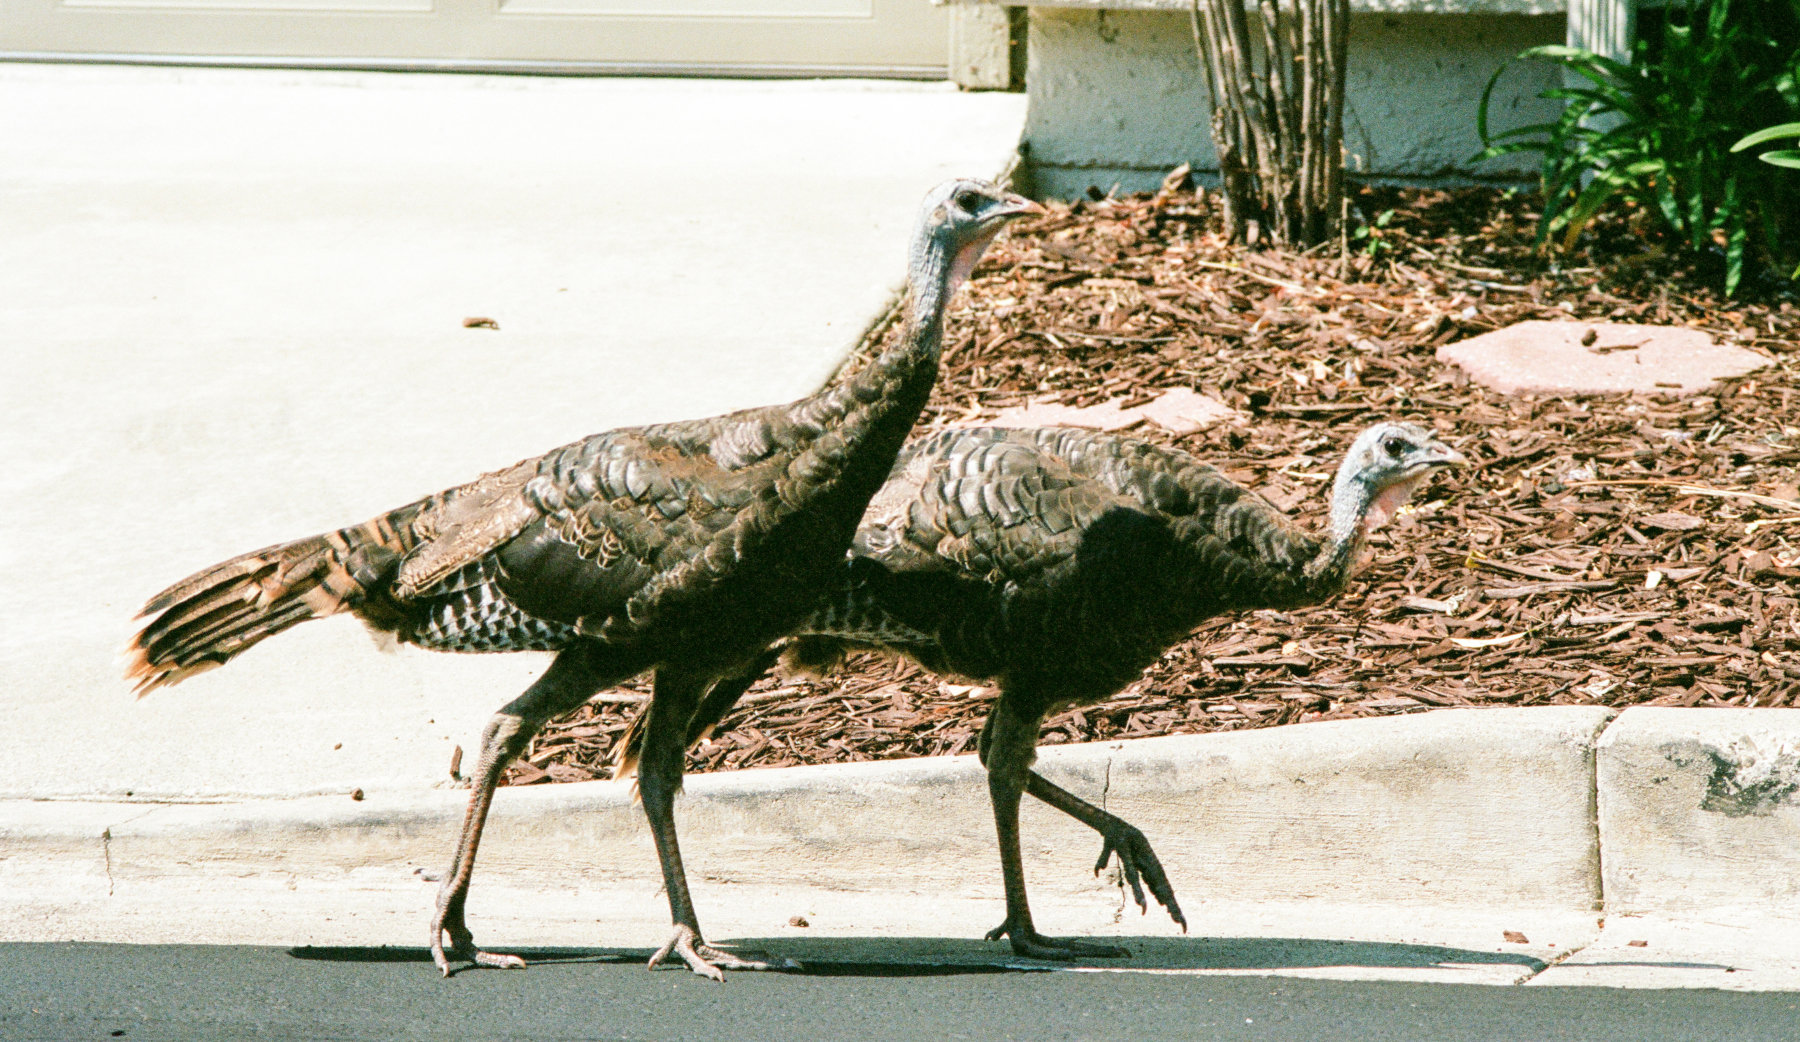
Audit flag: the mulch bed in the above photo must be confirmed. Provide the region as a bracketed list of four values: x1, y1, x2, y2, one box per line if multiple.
[502, 179, 1800, 787]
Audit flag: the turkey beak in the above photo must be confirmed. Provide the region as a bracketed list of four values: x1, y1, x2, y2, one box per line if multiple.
[995, 192, 1046, 219]
[1427, 442, 1467, 468]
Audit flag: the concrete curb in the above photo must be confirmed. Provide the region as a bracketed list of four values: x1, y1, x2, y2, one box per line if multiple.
[14, 706, 1798, 916]
[11, 705, 1800, 987]
[1598, 707, 1800, 914]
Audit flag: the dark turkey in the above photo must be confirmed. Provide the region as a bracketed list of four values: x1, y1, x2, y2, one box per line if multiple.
[125, 178, 1042, 979]
[623, 421, 1463, 959]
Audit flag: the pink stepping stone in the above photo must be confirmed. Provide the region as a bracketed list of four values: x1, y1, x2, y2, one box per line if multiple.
[1437, 320, 1767, 396]
[984, 386, 1238, 435]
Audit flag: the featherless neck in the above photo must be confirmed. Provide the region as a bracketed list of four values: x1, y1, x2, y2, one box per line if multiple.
[901, 232, 961, 354]
[805, 230, 962, 426]
[1306, 466, 1377, 593]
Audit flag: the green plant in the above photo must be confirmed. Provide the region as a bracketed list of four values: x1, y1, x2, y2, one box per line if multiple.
[1351, 208, 1395, 257]
[1734, 122, 1800, 168]
[1734, 123, 1800, 280]
[1473, 0, 1800, 295]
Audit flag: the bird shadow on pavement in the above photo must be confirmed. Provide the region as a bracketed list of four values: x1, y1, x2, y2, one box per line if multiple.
[289, 935, 1549, 978]
[287, 946, 645, 967]
[683, 935, 1549, 978]
[285, 945, 1035, 977]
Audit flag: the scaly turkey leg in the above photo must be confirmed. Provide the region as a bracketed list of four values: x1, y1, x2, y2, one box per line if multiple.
[432, 646, 612, 975]
[638, 666, 794, 980]
[1024, 771, 1186, 930]
[980, 698, 1130, 960]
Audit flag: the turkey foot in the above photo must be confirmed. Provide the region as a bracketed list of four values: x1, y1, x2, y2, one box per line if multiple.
[985, 918, 1130, 960]
[1094, 821, 1187, 931]
[431, 900, 526, 976]
[646, 924, 796, 980]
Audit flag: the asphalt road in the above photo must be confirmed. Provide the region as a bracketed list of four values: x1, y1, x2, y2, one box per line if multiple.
[3, 943, 1797, 1042]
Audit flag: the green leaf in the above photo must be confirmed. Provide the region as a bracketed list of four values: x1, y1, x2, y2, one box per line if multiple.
[1559, 177, 1625, 251]
[1519, 44, 1638, 83]
[1724, 220, 1748, 297]
[1475, 64, 1507, 145]
[1731, 122, 1800, 152]
[1468, 0, 1800, 292]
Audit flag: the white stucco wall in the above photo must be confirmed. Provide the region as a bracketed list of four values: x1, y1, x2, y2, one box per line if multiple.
[1019, 7, 1567, 197]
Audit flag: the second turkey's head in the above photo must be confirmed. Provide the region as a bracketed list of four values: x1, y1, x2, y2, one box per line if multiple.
[1328, 421, 1465, 546]
[911, 178, 1044, 304]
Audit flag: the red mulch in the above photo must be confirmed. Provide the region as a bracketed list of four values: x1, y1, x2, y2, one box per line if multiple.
[502, 181, 1800, 787]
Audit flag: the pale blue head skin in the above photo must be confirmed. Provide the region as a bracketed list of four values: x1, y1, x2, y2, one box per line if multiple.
[908, 178, 1043, 307]
[1327, 421, 1466, 546]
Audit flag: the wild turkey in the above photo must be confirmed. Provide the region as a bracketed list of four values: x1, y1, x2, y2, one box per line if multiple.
[124, 178, 1042, 980]
[621, 421, 1463, 959]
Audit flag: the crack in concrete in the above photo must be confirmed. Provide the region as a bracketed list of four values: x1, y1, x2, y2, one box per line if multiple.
[101, 807, 161, 832]
[1588, 711, 1626, 916]
[1510, 937, 1593, 985]
[94, 806, 161, 900]
[101, 827, 114, 898]
[1100, 756, 1123, 920]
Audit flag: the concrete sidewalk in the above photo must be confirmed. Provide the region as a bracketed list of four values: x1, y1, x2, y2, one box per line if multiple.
[0, 61, 1026, 801]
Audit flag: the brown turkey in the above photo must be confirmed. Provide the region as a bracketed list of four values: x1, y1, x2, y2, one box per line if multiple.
[618, 421, 1464, 959]
[124, 178, 1042, 979]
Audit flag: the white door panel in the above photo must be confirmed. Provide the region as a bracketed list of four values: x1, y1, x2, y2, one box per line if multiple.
[0, 0, 949, 76]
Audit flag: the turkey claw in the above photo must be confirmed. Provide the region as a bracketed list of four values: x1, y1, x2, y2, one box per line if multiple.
[985, 919, 1130, 961]
[471, 950, 528, 971]
[1093, 823, 1187, 932]
[647, 924, 797, 980]
[430, 908, 527, 977]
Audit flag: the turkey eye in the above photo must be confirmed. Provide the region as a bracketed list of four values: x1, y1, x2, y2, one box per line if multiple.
[1382, 436, 1406, 458]
[953, 190, 982, 213]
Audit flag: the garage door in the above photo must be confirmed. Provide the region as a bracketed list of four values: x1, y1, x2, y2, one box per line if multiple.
[0, 0, 951, 77]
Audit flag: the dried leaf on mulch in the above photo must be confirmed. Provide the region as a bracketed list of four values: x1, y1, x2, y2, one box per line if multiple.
[504, 183, 1799, 786]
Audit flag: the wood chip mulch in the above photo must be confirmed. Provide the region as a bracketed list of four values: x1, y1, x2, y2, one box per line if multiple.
[502, 181, 1800, 788]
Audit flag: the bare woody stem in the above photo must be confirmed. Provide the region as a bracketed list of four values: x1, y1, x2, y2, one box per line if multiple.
[1190, 0, 1347, 246]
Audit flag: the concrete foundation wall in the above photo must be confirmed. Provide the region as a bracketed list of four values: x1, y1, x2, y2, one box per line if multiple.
[1022, 7, 1566, 197]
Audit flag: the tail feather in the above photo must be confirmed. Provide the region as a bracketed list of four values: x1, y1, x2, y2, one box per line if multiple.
[146, 598, 316, 678]
[610, 710, 647, 782]
[125, 520, 408, 697]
